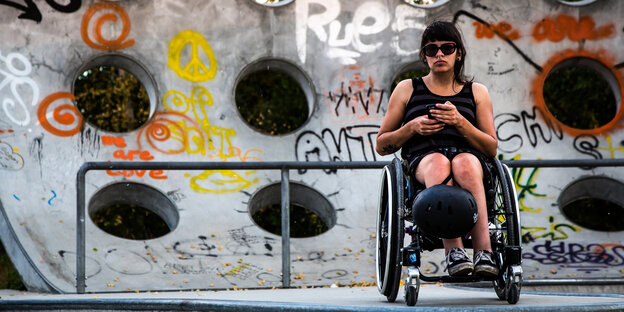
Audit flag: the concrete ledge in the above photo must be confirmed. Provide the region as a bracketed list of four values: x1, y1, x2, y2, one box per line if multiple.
[2, 285, 623, 312]
[2, 298, 624, 312]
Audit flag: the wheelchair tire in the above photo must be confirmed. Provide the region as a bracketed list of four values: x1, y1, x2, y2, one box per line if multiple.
[507, 283, 520, 304]
[494, 265, 508, 301]
[498, 161, 521, 248]
[375, 159, 404, 302]
[490, 158, 522, 304]
[405, 284, 419, 306]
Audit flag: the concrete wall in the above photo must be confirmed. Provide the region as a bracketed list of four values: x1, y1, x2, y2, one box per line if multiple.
[0, 0, 622, 293]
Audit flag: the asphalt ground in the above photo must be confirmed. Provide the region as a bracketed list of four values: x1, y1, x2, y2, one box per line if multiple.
[2, 283, 624, 311]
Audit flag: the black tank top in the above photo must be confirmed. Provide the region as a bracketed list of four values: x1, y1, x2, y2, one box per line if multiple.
[400, 78, 477, 159]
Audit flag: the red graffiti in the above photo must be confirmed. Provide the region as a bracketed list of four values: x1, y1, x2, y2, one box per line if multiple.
[102, 135, 164, 179]
[532, 15, 614, 42]
[473, 21, 519, 40]
[101, 135, 127, 148]
[137, 111, 198, 154]
[531, 49, 624, 136]
[81, 2, 135, 50]
[106, 169, 166, 179]
[37, 92, 83, 137]
[113, 149, 154, 161]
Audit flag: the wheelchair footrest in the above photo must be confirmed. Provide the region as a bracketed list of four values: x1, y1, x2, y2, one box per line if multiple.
[419, 274, 497, 283]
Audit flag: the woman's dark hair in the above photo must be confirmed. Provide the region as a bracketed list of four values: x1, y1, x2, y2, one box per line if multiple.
[419, 21, 470, 86]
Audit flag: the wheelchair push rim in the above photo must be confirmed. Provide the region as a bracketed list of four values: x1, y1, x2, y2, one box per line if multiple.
[375, 159, 404, 301]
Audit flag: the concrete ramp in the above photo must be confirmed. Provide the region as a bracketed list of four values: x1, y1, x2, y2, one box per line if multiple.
[1, 0, 623, 293]
[1, 285, 624, 311]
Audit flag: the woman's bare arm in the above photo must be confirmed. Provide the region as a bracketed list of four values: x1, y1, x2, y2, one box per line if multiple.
[376, 79, 445, 155]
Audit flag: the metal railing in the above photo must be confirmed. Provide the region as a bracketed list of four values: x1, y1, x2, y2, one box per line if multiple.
[75, 158, 624, 293]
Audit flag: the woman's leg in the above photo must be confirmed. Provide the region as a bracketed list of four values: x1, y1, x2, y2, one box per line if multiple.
[450, 153, 491, 252]
[414, 153, 463, 253]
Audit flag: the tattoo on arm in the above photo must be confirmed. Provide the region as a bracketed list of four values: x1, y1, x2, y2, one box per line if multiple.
[382, 144, 399, 154]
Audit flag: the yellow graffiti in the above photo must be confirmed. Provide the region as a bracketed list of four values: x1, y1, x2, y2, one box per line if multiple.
[505, 154, 546, 213]
[522, 216, 580, 241]
[161, 86, 262, 194]
[187, 171, 259, 194]
[163, 86, 239, 160]
[225, 263, 249, 276]
[168, 30, 217, 82]
[596, 135, 624, 159]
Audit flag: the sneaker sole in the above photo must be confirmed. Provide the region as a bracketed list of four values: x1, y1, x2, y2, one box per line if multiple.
[474, 265, 499, 277]
[449, 263, 473, 276]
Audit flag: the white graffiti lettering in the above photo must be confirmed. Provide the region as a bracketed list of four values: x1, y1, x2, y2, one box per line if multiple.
[296, 1, 420, 64]
[0, 51, 39, 126]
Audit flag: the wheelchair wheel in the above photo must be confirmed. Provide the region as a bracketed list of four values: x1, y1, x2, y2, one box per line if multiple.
[405, 267, 420, 306]
[376, 158, 404, 302]
[405, 284, 419, 306]
[490, 158, 522, 304]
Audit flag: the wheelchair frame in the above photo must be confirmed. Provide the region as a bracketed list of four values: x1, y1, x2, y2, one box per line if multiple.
[376, 157, 523, 306]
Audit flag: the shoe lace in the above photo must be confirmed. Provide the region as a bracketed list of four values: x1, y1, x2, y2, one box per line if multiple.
[475, 250, 493, 264]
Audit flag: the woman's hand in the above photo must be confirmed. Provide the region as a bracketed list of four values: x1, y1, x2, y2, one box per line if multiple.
[429, 101, 465, 127]
[409, 115, 445, 136]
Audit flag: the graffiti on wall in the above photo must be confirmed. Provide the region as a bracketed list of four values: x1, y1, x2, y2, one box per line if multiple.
[295, 125, 380, 173]
[523, 241, 624, 273]
[522, 216, 580, 243]
[35, 1, 135, 139]
[3, 0, 624, 290]
[296, 1, 424, 64]
[325, 66, 385, 124]
[459, 10, 623, 138]
[81, 1, 135, 51]
[152, 31, 261, 194]
[0, 0, 81, 23]
[103, 135, 167, 179]
[1, 51, 40, 127]
[495, 107, 564, 153]
[0, 141, 23, 170]
[37, 92, 83, 137]
[168, 30, 217, 82]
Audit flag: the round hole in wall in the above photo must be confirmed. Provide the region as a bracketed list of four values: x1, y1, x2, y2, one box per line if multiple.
[235, 58, 314, 136]
[89, 182, 179, 240]
[542, 57, 619, 130]
[558, 176, 624, 232]
[390, 63, 429, 93]
[73, 54, 157, 133]
[403, 0, 451, 9]
[251, 0, 294, 7]
[557, 0, 598, 6]
[248, 182, 335, 238]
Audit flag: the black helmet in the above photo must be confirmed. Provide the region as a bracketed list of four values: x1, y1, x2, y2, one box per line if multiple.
[412, 184, 478, 239]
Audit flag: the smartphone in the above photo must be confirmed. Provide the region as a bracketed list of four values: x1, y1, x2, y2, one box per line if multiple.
[426, 104, 436, 119]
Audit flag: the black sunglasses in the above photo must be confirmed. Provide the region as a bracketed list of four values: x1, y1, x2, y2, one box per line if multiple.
[423, 43, 457, 57]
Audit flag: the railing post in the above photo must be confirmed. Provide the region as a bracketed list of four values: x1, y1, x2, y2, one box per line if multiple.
[280, 168, 290, 288]
[76, 166, 86, 293]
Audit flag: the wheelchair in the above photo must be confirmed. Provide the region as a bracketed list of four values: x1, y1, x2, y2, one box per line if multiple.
[376, 157, 522, 306]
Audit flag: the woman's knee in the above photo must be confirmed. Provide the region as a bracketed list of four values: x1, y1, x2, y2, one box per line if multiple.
[451, 153, 483, 182]
[416, 153, 451, 185]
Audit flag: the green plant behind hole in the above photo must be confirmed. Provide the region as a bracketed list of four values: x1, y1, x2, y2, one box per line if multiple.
[91, 203, 170, 240]
[253, 204, 329, 238]
[562, 198, 624, 232]
[235, 70, 308, 135]
[74, 66, 150, 133]
[543, 66, 616, 130]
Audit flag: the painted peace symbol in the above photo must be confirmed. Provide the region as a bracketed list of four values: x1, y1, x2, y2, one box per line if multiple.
[168, 30, 218, 82]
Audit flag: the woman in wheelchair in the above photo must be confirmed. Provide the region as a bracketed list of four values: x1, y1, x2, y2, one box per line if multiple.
[375, 21, 499, 278]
